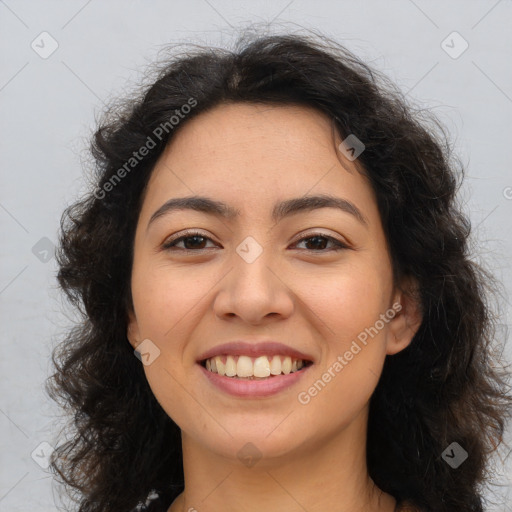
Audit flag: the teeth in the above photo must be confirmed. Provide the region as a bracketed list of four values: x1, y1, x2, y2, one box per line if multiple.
[225, 355, 237, 377]
[237, 355, 253, 377]
[270, 355, 282, 375]
[204, 355, 307, 378]
[282, 356, 292, 375]
[253, 356, 271, 377]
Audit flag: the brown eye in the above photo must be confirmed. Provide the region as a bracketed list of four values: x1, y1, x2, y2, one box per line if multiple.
[162, 231, 349, 253]
[162, 231, 217, 251]
[293, 233, 348, 252]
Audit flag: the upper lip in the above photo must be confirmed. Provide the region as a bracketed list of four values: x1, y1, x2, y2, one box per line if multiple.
[196, 341, 315, 364]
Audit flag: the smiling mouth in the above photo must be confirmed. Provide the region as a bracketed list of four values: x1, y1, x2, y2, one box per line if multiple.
[200, 354, 313, 379]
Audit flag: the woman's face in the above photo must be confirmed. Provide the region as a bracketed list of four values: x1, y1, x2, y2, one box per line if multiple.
[127, 102, 420, 463]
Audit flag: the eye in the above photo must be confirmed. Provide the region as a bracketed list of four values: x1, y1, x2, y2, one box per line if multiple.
[162, 230, 349, 253]
[292, 232, 349, 252]
[162, 230, 216, 251]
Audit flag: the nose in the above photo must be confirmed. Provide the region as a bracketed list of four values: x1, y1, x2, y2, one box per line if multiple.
[212, 241, 295, 326]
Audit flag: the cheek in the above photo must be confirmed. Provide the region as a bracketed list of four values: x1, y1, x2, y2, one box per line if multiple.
[132, 266, 197, 426]
[297, 272, 390, 420]
[131, 261, 205, 340]
[307, 265, 391, 341]
[303, 265, 391, 392]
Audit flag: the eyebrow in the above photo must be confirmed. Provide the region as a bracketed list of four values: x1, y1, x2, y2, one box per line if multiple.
[147, 193, 368, 231]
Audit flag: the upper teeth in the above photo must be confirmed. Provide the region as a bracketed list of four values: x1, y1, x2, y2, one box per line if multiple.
[205, 355, 306, 378]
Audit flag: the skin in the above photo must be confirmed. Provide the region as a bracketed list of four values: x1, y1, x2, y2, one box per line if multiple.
[127, 102, 422, 512]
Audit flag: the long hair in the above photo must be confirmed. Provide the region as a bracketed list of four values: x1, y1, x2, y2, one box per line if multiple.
[46, 28, 512, 511]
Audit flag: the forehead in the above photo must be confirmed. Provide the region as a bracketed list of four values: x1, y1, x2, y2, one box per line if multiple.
[140, 102, 379, 225]
[167, 102, 341, 166]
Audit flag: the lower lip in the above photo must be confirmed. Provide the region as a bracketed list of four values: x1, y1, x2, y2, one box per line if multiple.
[198, 363, 312, 398]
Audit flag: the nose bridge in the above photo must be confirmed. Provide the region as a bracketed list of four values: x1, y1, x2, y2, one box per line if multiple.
[214, 233, 293, 322]
[232, 233, 279, 294]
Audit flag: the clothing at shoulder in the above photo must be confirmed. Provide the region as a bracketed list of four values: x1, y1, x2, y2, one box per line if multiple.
[396, 500, 422, 512]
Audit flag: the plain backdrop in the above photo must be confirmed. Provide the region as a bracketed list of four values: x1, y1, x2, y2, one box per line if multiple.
[1, 1, 511, 510]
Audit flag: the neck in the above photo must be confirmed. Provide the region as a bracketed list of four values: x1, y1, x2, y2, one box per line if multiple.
[169, 407, 396, 512]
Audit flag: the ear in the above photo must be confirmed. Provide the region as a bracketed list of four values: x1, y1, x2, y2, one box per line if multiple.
[126, 308, 141, 350]
[386, 276, 423, 355]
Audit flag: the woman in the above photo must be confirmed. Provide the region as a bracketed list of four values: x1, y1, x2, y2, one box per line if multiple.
[46, 29, 512, 512]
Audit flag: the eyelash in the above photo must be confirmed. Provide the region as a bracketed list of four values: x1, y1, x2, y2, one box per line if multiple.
[161, 230, 349, 253]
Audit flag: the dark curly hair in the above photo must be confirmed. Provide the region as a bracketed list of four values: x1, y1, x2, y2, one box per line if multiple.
[46, 27, 512, 512]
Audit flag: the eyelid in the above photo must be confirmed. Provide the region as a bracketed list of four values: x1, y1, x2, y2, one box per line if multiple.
[290, 229, 351, 247]
[161, 228, 215, 249]
[161, 228, 352, 252]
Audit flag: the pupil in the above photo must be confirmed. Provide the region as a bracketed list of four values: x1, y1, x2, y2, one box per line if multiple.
[306, 236, 327, 250]
[185, 236, 206, 249]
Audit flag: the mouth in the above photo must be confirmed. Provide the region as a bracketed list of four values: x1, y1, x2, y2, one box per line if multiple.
[199, 354, 314, 380]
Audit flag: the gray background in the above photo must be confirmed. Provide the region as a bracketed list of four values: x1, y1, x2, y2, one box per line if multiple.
[1, 0, 511, 510]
